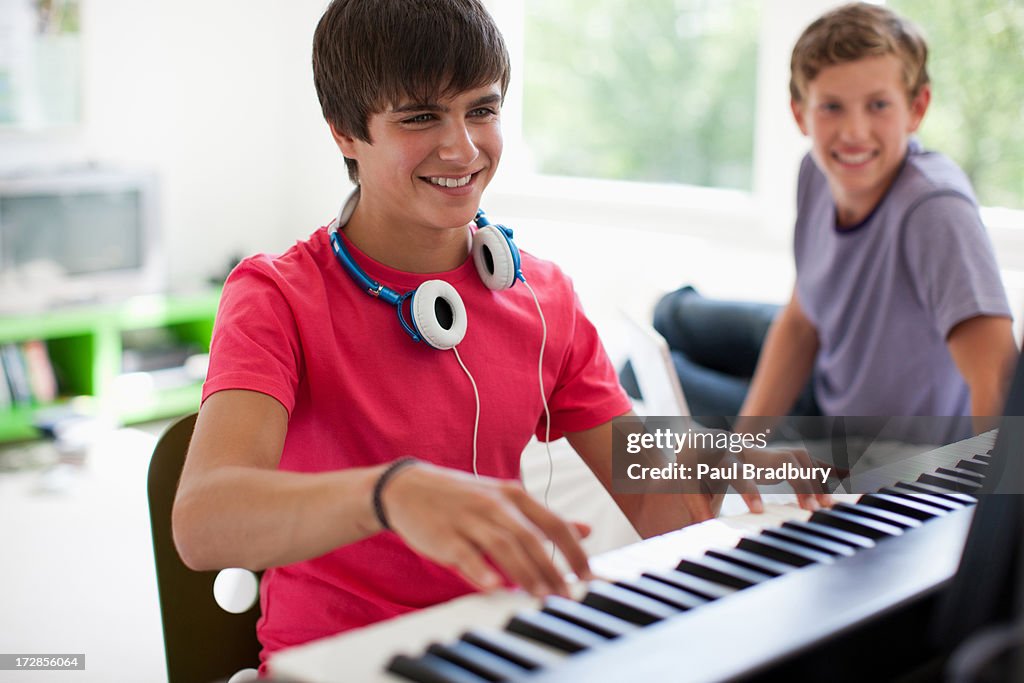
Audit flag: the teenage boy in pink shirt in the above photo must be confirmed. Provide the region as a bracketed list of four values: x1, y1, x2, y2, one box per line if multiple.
[171, 0, 829, 666]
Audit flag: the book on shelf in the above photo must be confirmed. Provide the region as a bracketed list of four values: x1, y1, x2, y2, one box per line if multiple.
[1, 343, 32, 406]
[22, 340, 58, 403]
[0, 357, 11, 409]
[0, 340, 59, 407]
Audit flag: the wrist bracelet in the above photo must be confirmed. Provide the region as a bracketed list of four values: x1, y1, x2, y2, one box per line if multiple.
[372, 457, 419, 531]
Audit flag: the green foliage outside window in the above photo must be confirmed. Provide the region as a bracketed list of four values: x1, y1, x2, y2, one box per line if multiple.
[523, 0, 760, 191]
[889, 0, 1023, 209]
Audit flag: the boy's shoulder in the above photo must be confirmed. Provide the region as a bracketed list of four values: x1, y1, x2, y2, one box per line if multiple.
[519, 247, 569, 282]
[226, 226, 332, 287]
[898, 139, 977, 205]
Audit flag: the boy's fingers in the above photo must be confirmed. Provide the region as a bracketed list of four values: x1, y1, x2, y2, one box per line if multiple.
[727, 472, 764, 514]
[471, 524, 551, 597]
[795, 492, 821, 511]
[448, 541, 502, 592]
[686, 490, 719, 521]
[517, 493, 592, 584]
[789, 449, 834, 507]
[572, 521, 592, 539]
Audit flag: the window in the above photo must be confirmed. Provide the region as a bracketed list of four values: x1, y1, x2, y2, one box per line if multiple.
[523, 0, 761, 191]
[506, 0, 1023, 243]
[890, 0, 1024, 210]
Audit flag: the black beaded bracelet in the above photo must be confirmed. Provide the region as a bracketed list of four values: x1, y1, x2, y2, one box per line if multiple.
[372, 457, 419, 531]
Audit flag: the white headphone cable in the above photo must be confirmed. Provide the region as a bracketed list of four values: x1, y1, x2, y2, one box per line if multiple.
[452, 345, 481, 479]
[521, 279, 553, 510]
[451, 278, 558, 563]
[450, 283, 552, 494]
[521, 279, 559, 565]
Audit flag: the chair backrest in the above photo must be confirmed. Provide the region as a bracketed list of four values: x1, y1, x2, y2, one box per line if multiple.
[148, 412, 262, 683]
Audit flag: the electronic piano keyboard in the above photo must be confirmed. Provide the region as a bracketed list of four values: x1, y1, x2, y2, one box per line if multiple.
[268, 430, 997, 683]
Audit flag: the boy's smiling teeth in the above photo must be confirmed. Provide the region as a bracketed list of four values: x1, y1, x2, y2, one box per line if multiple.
[834, 150, 876, 165]
[427, 174, 472, 188]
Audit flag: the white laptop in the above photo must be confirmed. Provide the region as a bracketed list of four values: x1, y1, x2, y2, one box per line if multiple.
[621, 312, 690, 417]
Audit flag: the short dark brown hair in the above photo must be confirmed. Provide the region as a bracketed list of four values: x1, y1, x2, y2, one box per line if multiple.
[790, 2, 929, 103]
[312, 0, 511, 183]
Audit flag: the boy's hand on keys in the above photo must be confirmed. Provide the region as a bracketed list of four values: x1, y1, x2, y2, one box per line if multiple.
[381, 461, 593, 598]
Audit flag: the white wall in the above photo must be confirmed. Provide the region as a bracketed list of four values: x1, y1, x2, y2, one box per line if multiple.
[1, 0, 348, 292]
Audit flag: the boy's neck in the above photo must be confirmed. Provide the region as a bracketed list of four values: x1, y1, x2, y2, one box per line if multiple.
[834, 200, 876, 228]
[342, 206, 472, 274]
[831, 152, 909, 229]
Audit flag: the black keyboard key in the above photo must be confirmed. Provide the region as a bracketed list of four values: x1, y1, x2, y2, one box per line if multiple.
[428, 641, 531, 682]
[955, 459, 989, 475]
[892, 480, 977, 504]
[782, 520, 876, 549]
[506, 611, 605, 653]
[542, 596, 637, 639]
[858, 493, 947, 520]
[832, 502, 922, 529]
[388, 652, 490, 683]
[581, 581, 681, 625]
[810, 509, 903, 540]
[917, 471, 981, 493]
[975, 453, 993, 462]
[706, 547, 797, 577]
[641, 568, 737, 600]
[762, 526, 855, 557]
[738, 534, 835, 567]
[461, 629, 560, 671]
[615, 576, 708, 610]
[935, 466, 985, 482]
[877, 487, 966, 511]
[676, 555, 773, 590]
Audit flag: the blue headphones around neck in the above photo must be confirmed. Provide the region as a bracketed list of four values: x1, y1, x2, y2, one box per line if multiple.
[328, 190, 524, 350]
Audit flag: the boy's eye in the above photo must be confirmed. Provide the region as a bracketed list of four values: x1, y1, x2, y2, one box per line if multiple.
[870, 100, 891, 111]
[402, 113, 435, 124]
[820, 102, 841, 113]
[468, 108, 499, 122]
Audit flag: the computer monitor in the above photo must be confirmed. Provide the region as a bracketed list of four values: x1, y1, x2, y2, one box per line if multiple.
[0, 166, 162, 313]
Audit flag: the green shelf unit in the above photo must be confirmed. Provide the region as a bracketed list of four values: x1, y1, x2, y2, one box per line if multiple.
[0, 404, 52, 442]
[0, 290, 222, 442]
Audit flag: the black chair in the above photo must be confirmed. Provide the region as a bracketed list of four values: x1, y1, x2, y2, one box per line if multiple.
[148, 412, 262, 683]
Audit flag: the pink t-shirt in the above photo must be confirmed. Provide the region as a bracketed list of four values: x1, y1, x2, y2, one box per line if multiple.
[202, 225, 631, 664]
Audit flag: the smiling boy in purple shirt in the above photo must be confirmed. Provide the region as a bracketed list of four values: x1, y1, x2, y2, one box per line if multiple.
[652, 3, 1016, 436]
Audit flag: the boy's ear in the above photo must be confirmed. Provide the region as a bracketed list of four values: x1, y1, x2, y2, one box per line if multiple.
[908, 84, 932, 133]
[791, 99, 809, 136]
[328, 121, 361, 158]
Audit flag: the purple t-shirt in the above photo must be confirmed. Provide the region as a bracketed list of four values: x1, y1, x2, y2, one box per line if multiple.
[794, 139, 1011, 419]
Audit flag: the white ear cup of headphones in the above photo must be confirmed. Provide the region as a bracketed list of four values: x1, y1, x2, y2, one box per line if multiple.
[472, 226, 517, 291]
[411, 280, 468, 350]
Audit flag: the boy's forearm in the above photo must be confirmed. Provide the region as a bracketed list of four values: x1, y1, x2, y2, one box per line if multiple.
[737, 305, 818, 429]
[172, 464, 383, 572]
[946, 315, 1017, 434]
[612, 491, 723, 539]
[969, 370, 1014, 434]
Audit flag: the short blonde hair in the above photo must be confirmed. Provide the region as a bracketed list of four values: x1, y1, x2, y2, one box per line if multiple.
[790, 2, 929, 103]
